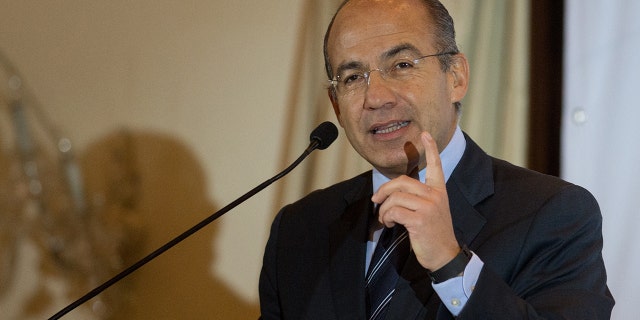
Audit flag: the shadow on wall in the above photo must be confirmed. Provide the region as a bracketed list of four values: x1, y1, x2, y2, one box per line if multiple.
[79, 130, 260, 319]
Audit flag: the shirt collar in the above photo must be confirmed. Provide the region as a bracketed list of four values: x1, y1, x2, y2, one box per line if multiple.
[372, 126, 466, 193]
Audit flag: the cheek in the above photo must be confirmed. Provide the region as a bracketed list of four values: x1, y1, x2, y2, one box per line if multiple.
[400, 81, 437, 111]
[335, 112, 346, 128]
[337, 101, 364, 128]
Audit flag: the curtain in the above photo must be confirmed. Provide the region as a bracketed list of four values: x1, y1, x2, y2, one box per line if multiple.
[273, 0, 531, 213]
[271, 0, 369, 213]
[562, 1, 640, 318]
[446, 0, 530, 167]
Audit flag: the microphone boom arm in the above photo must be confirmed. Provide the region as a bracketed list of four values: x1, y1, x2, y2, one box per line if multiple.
[49, 121, 338, 319]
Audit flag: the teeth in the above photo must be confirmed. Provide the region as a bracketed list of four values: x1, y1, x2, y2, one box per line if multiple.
[373, 121, 409, 134]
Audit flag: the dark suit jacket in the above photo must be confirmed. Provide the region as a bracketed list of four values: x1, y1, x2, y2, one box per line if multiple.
[259, 134, 614, 319]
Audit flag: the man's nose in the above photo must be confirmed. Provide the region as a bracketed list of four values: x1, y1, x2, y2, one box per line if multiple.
[363, 70, 396, 110]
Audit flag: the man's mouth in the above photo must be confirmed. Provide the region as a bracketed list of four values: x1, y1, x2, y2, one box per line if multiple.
[371, 121, 410, 134]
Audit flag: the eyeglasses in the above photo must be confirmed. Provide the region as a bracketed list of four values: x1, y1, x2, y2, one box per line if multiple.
[328, 51, 456, 97]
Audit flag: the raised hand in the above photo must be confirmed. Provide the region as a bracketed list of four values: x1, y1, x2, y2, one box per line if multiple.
[371, 132, 460, 271]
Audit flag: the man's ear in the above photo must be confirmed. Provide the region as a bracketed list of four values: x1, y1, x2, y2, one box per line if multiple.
[449, 53, 470, 104]
[328, 88, 344, 127]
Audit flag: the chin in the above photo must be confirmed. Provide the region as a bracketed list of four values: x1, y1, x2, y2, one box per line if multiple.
[372, 158, 410, 176]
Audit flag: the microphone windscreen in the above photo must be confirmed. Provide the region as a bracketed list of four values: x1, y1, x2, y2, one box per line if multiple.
[310, 121, 338, 150]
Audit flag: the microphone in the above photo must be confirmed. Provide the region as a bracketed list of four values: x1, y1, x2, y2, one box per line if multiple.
[308, 120, 339, 151]
[49, 121, 339, 319]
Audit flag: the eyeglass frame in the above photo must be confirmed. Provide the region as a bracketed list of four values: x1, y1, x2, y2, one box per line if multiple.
[327, 51, 458, 96]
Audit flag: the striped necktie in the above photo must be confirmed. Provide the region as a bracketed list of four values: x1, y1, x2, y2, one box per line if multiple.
[366, 225, 410, 320]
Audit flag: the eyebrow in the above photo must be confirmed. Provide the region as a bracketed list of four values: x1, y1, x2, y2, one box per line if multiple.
[381, 43, 422, 60]
[335, 61, 365, 78]
[333, 43, 424, 77]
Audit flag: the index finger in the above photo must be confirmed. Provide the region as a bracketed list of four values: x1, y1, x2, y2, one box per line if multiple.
[421, 132, 445, 188]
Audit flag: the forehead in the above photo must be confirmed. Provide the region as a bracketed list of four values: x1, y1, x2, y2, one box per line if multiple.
[328, 0, 434, 62]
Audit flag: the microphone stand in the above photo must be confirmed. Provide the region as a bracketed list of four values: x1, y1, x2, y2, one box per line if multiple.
[49, 123, 336, 319]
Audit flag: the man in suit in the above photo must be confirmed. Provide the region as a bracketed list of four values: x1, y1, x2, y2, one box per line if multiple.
[259, 0, 614, 318]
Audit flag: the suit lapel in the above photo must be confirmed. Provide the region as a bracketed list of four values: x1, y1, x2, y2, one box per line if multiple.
[328, 175, 372, 320]
[448, 184, 486, 247]
[447, 134, 493, 248]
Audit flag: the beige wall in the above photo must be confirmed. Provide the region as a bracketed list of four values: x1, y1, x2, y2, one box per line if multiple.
[1, 1, 304, 319]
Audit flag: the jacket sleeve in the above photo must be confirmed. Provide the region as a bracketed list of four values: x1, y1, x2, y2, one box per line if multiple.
[458, 185, 614, 319]
[258, 209, 283, 320]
